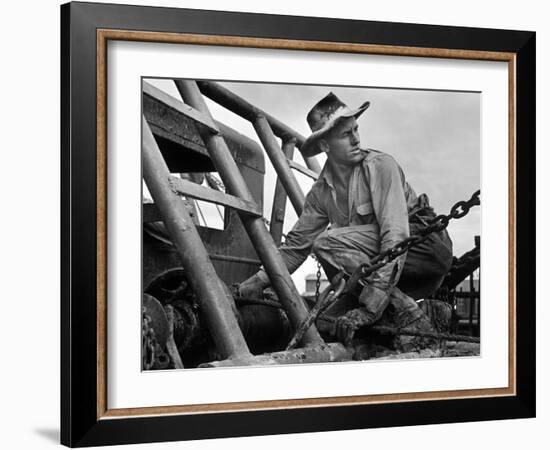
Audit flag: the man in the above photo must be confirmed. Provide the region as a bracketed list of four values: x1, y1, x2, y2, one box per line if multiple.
[238, 92, 453, 344]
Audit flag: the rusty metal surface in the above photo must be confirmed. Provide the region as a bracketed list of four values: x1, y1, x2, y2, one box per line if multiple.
[143, 199, 200, 224]
[238, 304, 291, 354]
[175, 80, 324, 346]
[287, 159, 319, 181]
[200, 343, 352, 367]
[197, 80, 322, 174]
[145, 268, 292, 367]
[169, 176, 263, 217]
[143, 84, 265, 173]
[144, 81, 219, 134]
[208, 254, 261, 265]
[143, 80, 267, 286]
[143, 117, 252, 360]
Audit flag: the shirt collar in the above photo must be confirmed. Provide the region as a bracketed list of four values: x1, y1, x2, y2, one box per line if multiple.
[318, 163, 335, 190]
[318, 148, 370, 190]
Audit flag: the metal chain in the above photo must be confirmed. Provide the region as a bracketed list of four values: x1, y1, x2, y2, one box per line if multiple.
[142, 309, 157, 370]
[142, 306, 172, 370]
[361, 190, 480, 278]
[315, 259, 322, 303]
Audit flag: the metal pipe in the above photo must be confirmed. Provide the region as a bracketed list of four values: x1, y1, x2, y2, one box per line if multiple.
[200, 342, 352, 367]
[197, 80, 322, 174]
[254, 118, 305, 216]
[174, 80, 323, 346]
[270, 139, 295, 245]
[142, 117, 252, 360]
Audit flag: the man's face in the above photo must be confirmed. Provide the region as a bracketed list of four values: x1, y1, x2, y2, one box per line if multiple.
[321, 117, 365, 166]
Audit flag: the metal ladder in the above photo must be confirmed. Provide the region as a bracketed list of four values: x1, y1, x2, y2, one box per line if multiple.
[142, 80, 327, 364]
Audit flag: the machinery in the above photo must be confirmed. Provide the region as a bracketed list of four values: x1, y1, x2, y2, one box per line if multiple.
[141, 79, 480, 370]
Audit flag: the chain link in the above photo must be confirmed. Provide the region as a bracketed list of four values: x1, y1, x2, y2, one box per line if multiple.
[361, 190, 480, 277]
[315, 260, 322, 303]
[142, 306, 172, 370]
[142, 309, 157, 370]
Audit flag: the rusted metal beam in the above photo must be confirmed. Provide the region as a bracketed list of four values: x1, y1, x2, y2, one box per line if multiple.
[143, 200, 200, 225]
[142, 116, 252, 360]
[143, 83, 265, 173]
[169, 176, 263, 217]
[143, 81, 219, 134]
[208, 254, 261, 265]
[200, 342, 352, 367]
[197, 80, 322, 174]
[270, 139, 295, 245]
[174, 80, 323, 346]
[287, 159, 319, 181]
[254, 117, 305, 216]
[143, 202, 162, 223]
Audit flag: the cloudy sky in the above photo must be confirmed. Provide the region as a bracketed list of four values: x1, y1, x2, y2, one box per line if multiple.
[147, 79, 480, 293]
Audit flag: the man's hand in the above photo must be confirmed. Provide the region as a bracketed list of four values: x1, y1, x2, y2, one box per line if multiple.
[234, 271, 269, 299]
[334, 307, 374, 346]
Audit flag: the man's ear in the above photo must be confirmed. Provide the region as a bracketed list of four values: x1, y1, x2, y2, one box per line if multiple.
[318, 139, 329, 154]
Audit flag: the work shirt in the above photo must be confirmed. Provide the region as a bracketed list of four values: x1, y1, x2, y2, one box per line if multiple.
[279, 148, 418, 291]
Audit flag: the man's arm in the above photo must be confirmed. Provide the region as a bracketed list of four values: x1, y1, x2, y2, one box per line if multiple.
[277, 188, 330, 274]
[237, 188, 329, 297]
[365, 153, 410, 292]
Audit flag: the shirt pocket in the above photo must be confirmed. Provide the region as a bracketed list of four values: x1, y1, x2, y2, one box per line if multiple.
[356, 202, 373, 217]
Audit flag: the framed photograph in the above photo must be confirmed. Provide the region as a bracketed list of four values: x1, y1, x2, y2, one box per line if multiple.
[61, 1, 535, 447]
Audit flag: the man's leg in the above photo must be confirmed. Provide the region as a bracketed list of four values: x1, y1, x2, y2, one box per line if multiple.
[312, 223, 453, 300]
[311, 225, 440, 347]
[398, 226, 453, 299]
[311, 225, 380, 283]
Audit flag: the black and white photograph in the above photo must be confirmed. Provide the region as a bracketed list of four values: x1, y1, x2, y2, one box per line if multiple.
[141, 78, 481, 370]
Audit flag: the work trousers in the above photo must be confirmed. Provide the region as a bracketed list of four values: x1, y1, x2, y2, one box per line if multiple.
[311, 221, 453, 300]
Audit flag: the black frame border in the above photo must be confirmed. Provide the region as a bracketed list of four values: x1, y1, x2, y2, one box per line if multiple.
[61, 1, 535, 447]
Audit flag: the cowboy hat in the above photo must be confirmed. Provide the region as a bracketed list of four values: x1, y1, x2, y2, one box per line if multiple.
[301, 92, 370, 157]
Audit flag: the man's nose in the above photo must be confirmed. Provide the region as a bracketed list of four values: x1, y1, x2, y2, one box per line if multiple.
[351, 130, 360, 144]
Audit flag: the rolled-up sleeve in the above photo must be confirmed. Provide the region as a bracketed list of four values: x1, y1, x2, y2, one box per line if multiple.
[365, 155, 410, 291]
[278, 188, 329, 274]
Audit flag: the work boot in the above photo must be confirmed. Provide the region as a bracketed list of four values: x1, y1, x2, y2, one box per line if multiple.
[389, 287, 439, 352]
[333, 284, 391, 345]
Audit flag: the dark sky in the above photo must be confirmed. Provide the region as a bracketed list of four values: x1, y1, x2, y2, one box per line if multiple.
[147, 79, 480, 292]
